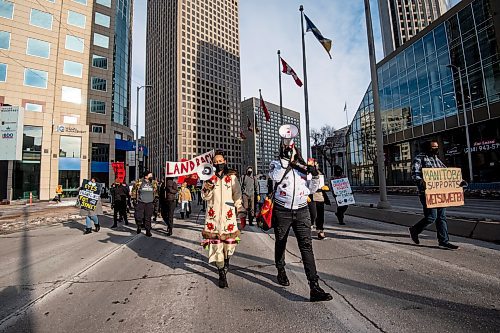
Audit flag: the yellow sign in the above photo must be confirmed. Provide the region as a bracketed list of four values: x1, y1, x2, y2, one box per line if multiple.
[422, 168, 464, 208]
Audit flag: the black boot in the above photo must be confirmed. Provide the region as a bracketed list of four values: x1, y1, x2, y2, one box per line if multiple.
[186, 212, 190, 218]
[145, 228, 152, 237]
[277, 268, 290, 286]
[218, 268, 228, 288]
[180, 212, 184, 219]
[136, 225, 141, 234]
[95, 224, 100, 232]
[83, 228, 92, 235]
[111, 222, 117, 229]
[224, 258, 230, 273]
[336, 212, 345, 225]
[249, 216, 254, 226]
[310, 281, 333, 302]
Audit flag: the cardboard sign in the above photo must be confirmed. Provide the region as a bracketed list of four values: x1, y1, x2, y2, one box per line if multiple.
[78, 179, 102, 211]
[331, 178, 355, 207]
[111, 162, 126, 183]
[422, 168, 464, 208]
[258, 179, 268, 194]
[165, 150, 214, 177]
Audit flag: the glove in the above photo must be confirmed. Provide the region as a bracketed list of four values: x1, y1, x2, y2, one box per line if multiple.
[257, 195, 261, 201]
[459, 180, 468, 188]
[321, 185, 330, 191]
[239, 216, 246, 230]
[307, 165, 319, 176]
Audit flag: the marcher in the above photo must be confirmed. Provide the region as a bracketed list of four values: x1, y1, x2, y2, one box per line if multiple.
[270, 126, 333, 302]
[131, 171, 159, 237]
[110, 178, 130, 228]
[197, 182, 203, 206]
[409, 140, 462, 250]
[332, 165, 348, 225]
[256, 174, 268, 212]
[178, 182, 192, 219]
[81, 178, 102, 234]
[308, 160, 331, 239]
[201, 150, 246, 288]
[159, 177, 178, 236]
[55, 185, 63, 202]
[240, 166, 258, 225]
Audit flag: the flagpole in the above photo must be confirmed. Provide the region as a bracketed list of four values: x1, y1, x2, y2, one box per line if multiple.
[300, 5, 311, 158]
[278, 50, 284, 126]
[345, 102, 349, 127]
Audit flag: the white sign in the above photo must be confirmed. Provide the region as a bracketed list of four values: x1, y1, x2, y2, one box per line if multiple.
[127, 151, 135, 166]
[0, 106, 24, 161]
[165, 150, 214, 177]
[331, 177, 355, 207]
[258, 179, 268, 194]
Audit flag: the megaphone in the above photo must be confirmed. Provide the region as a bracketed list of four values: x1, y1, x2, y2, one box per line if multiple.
[279, 124, 299, 146]
[195, 163, 215, 181]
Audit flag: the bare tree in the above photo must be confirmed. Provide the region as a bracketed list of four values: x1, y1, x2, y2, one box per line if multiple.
[311, 125, 336, 167]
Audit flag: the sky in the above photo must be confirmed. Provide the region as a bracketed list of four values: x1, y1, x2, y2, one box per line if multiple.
[131, 0, 461, 148]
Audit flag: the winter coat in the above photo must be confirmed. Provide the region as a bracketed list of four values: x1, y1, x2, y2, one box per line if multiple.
[178, 187, 192, 202]
[111, 183, 130, 202]
[240, 174, 257, 197]
[159, 179, 178, 204]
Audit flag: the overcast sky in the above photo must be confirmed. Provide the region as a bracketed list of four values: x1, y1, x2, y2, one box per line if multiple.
[131, 0, 461, 148]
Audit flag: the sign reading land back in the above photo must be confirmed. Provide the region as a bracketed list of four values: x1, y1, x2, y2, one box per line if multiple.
[78, 179, 102, 211]
[422, 168, 464, 209]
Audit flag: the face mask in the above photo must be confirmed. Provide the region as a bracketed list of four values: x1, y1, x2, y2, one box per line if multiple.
[148, 177, 153, 181]
[430, 148, 439, 156]
[247, 170, 252, 176]
[281, 147, 293, 160]
[214, 163, 226, 173]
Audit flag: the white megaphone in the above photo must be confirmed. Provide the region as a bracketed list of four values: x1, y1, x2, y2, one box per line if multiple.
[279, 124, 299, 147]
[196, 163, 215, 181]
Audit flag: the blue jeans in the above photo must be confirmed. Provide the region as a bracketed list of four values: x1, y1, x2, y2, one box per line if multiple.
[412, 195, 449, 244]
[86, 215, 99, 228]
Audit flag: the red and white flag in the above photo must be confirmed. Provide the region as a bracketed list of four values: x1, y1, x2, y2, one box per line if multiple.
[281, 58, 303, 87]
[260, 92, 271, 122]
[239, 129, 246, 140]
[247, 117, 253, 132]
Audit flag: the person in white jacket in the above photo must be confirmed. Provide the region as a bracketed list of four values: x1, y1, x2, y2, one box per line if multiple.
[269, 132, 333, 303]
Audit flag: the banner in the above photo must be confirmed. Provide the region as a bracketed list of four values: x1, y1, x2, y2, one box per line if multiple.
[111, 162, 125, 183]
[165, 150, 214, 177]
[423, 168, 464, 208]
[0, 106, 24, 161]
[78, 179, 102, 211]
[331, 178, 355, 206]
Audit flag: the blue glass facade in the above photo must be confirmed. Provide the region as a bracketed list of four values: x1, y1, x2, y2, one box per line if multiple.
[348, 0, 500, 186]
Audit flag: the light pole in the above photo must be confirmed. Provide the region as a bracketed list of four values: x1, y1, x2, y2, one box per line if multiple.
[136, 84, 152, 180]
[363, 0, 390, 209]
[447, 64, 474, 182]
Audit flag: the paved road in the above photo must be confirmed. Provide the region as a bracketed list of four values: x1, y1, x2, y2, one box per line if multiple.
[0, 208, 499, 332]
[348, 193, 500, 221]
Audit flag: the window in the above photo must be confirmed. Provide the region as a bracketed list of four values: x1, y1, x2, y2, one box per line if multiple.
[26, 38, 50, 58]
[72, 0, 87, 5]
[91, 143, 109, 161]
[30, 9, 53, 30]
[90, 100, 105, 114]
[65, 35, 84, 52]
[94, 12, 110, 27]
[96, 0, 111, 8]
[0, 0, 14, 19]
[59, 136, 81, 158]
[0, 63, 6, 82]
[91, 77, 106, 91]
[93, 33, 109, 48]
[63, 60, 83, 78]
[25, 102, 43, 112]
[67, 10, 86, 28]
[91, 125, 105, 133]
[92, 54, 107, 69]
[61, 86, 81, 104]
[0, 31, 10, 49]
[24, 68, 48, 88]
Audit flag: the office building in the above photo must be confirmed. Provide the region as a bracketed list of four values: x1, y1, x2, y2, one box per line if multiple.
[145, 0, 241, 177]
[0, 0, 135, 201]
[378, 0, 450, 56]
[348, 0, 500, 186]
[241, 97, 301, 174]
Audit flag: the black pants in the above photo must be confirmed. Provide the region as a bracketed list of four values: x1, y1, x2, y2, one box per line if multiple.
[135, 201, 154, 230]
[336, 205, 348, 222]
[273, 205, 318, 282]
[308, 201, 325, 230]
[197, 192, 203, 205]
[161, 200, 176, 231]
[113, 201, 128, 225]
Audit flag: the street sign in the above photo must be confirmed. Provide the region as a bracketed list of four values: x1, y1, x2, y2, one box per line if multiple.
[0, 106, 24, 160]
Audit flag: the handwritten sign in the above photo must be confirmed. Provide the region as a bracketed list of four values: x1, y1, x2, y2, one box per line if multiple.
[422, 168, 464, 208]
[78, 179, 102, 211]
[111, 162, 125, 183]
[258, 179, 268, 194]
[165, 150, 214, 177]
[331, 178, 355, 206]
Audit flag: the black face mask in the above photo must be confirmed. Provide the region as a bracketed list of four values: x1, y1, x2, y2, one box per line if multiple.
[430, 148, 439, 156]
[247, 171, 252, 176]
[281, 147, 294, 160]
[148, 177, 153, 181]
[214, 163, 226, 173]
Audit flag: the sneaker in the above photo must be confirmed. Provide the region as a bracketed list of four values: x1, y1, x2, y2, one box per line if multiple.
[439, 242, 459, 250]
[409, 227, 420, 245]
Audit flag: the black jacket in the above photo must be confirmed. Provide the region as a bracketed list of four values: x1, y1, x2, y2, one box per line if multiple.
[111, 183, 130, 202]
[160, 179, 178, 204]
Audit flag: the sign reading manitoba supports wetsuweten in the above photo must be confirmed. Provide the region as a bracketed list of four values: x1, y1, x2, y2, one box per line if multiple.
[422, 168, 464, 208]
[331, 178, 355, 207]
[78, 180, 102, 211]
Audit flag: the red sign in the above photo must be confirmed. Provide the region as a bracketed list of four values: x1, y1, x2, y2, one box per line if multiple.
[111, 162, 126, 183]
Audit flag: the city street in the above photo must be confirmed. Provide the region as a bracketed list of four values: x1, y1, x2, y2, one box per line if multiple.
[0, 208, 499, 333]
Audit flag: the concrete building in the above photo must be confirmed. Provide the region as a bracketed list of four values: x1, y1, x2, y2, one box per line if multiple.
[145, 0, 241, 176]
[240, 97, 301, 175]
[378, 0, 450, 56]
[0, 0, 134, 201]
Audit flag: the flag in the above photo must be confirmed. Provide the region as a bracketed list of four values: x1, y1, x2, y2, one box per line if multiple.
[304, 14, 332, 59]
[247, 116, 253, 132]
[260, 92, 271, 122]
[344, 102, 347, 112]
[254, 114, 260, 134]
[281, 58, 303, 87]
[240, 129, 246, 140]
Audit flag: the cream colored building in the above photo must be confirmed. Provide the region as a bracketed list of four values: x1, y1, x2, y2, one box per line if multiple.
[0, 0, 134, 201]
[145, 0, 242, 177]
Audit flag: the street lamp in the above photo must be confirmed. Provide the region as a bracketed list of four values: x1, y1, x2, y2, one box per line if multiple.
[136, 84, 152, 180]
[447, 64, 474, 182]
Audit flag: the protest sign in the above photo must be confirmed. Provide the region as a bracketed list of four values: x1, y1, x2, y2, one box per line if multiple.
[166, 150, 214, 177]
[422, 168, 464, 208]
[258, 179, 268, 194]
[111, 162, 125, 183]
[78, 179, 102, 211]
[331, 178, 355, 206]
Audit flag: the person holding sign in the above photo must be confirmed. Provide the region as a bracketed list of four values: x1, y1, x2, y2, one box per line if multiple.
[409, 141, 463, 250]
[332, 165, 350, 225]
[79, 178, 102, 235]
